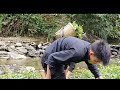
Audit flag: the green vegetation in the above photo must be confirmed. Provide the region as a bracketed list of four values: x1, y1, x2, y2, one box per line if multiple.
[0, 14, 119, 79]
[0, 14, 119, 42]
[0, 59, 119, 79]
[69, 14, 120, 41]
[70, 63, 120, 79]
[70, 59, 120, 79]
[0, 14, 70, 41]
[0, 69, 42, 79]
[72, 21, 84, 39]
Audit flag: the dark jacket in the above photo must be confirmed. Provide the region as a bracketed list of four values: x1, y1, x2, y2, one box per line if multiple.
[42, 36, 101, 78]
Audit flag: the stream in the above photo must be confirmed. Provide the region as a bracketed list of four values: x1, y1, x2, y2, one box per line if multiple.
[0, 37, 119, 72]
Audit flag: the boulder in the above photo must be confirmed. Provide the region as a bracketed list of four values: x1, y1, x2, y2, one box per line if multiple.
[0, 51, 10, 59]
[9, 52, 27, 59]
[26, 45, 37, 57]
[16, 47, 28, 55]
[15, 43, 22, 47]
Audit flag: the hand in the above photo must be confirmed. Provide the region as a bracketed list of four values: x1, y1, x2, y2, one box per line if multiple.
[45, 65, 51, 79]
[96, 76, 104, 79]
[66, 76, 70, 79]
[45, 77, 51, 79]
[66, 71, 72, 79]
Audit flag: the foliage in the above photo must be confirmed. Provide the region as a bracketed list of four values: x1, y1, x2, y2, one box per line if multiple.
[0, 67, 42, 79]
[99, 64, 120, 79]
[68, 14, 120, 40]
[0, 70, 41, 79]
[0, 14, 71, 41]
[0, 14, 120, 41]
[72, 21, 84, 39]
[0, 59, 120, 79]
[70, 58, 120, 79]
[70, 69, 94, 79]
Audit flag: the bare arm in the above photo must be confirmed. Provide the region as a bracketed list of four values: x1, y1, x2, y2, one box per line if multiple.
[66, 70, 72, 79]
[45, 65, 51, 79]
[64, 62, 75, 79]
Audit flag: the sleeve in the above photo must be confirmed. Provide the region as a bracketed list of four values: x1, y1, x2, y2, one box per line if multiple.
[64, 62, 75, 72]
[85, 60, 101, 78]
[44, 49, 76, 69]
[64, 64, 68, 70]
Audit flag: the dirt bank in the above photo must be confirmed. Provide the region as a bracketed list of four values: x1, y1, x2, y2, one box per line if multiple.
[0, 37, 48, 44]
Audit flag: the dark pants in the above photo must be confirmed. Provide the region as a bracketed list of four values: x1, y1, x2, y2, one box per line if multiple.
[41, 53, 66, 79]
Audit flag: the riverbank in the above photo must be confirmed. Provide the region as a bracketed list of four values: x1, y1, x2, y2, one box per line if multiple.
[0, 37, 119, 79]
[0, 58, 119, 79]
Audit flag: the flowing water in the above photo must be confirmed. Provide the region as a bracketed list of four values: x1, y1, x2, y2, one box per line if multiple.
[0, 57, 43, 70]
[0, 37, 47, 70]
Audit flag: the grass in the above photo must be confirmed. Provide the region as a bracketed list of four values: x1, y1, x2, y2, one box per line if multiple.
[0, 58, 120, 79]
[70, 58, 120, 79]
[0, 70, 42, 79]
[0, 66, 42, 79]
[70, 63, 120, 79]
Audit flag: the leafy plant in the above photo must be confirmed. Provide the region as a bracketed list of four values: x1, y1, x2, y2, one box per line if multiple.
[72, 21, 84, 39]
[69, 14, 120, 41]
[0, 14, 71, 41]
[0, 69, 42, 79]
[70, 58, 120, 79]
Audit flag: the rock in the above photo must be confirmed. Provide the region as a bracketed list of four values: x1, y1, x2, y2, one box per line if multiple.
[26, 66, 35, 72]
[0, 41, 5, 46]
[0, 71, 6, 75]
[39, 54, 43, 58]
[30, 42, 38, 49]
[111, 49, 119, 57]
[16, 47, 28, 55]
[35, 49, 45, 57]
[7, 45, 15, 52]
[0, 51, 9, 55]
[112, 52, 118, 56]
[43, 42, 50, 46]
[15, 43, 22, 47]
[26, 45, 37, 57]
[42, 45, 48, 50]
[35, 49, 41, 56]
[38, 44, 42, 49]
[9, 52, 27, 59]
[30, 42, 36, 46]
[0, 46, 8, 52]
[10, 45, 15, 49]
[0, 51, 10, 59]
[40, 49, 45, 54]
